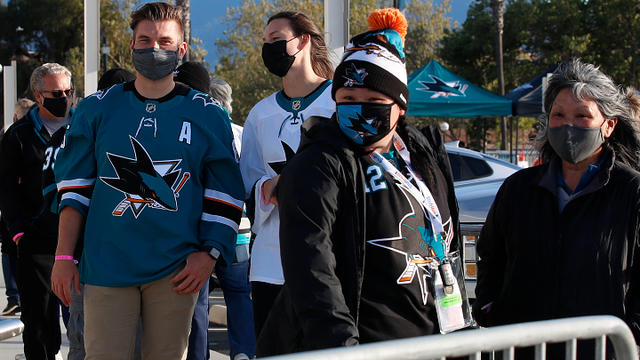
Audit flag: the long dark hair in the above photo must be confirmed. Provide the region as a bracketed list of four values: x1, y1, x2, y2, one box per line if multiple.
[267, 11, 334, 80]
[535, 59, 640, 171]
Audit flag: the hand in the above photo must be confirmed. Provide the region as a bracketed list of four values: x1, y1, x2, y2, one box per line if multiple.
[51, 260, 81, 306]
[262, 175, 280, 206]
[170, 252, 216, 294]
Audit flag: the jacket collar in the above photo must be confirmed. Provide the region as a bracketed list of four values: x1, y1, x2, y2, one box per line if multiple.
[537, 146, 615, 198]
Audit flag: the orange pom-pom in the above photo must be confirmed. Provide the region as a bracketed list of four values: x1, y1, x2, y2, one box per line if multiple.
[367, 8, 408, 43]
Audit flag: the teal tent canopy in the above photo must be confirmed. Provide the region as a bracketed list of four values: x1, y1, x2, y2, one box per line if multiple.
[406, 60, 512, 117]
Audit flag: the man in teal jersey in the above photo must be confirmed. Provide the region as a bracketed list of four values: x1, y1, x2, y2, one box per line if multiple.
[50, 3, 244, 359]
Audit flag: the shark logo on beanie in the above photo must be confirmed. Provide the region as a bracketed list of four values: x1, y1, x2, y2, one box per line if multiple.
[332, 8, 409, 109]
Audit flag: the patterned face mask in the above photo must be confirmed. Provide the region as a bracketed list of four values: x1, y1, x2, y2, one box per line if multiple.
[336, 102, 394, 146]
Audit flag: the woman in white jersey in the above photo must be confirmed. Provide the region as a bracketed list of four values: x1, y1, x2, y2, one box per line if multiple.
[239, 11, 335, 337]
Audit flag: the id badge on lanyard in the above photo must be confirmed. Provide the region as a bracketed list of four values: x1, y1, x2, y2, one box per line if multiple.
[370, 135, 466, 333]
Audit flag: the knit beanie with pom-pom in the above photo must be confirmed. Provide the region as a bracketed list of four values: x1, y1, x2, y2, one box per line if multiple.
[332, 8, 409, 109]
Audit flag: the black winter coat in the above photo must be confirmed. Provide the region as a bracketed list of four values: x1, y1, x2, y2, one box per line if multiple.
[256, 116, 461, 356]
[474, 148, 640, 344]
[0, 106, 58, 254]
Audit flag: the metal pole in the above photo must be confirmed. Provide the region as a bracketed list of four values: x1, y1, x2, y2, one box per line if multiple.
[3, 60, 17, 130]
[324, 0, 349, 69]
[84, 0, 99, 96]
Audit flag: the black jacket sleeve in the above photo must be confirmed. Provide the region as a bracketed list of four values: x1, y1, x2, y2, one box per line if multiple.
[0, 126, 29, 238]
[277, 144, 359, 350]
[473, 177, 509, 326]
[624, 196, 640, 344]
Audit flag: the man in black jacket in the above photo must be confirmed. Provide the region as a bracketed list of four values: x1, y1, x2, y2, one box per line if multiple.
[0, 63, 74, 360]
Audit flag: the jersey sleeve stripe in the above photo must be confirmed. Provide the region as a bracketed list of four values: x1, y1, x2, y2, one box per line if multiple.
[203, 189, 243, 209]
[203, 198, 243, 226]
[57, 178, 96, 191]
[201, 213, 240, 233]
[61, 192, 91, 207]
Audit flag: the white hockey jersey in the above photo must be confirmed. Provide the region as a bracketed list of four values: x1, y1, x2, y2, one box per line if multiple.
[240, 80, 335, 284]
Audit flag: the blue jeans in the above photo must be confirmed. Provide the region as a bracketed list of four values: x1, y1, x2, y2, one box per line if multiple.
[2, 252, 19, 303]
[187, 260, 256, 360]
[216, 260, 255, 359]
[187, 279, 211, 360]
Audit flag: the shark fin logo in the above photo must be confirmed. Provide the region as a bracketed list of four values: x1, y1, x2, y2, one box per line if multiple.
[417, 75, 468, 99]
[366, 181, 454, 305]
[101, 136, 191, 218]
[193, 93, 222, 109]
[347, 112, 379, 137]
[267, 140, 296, 175]
[343, 63, 368, 87]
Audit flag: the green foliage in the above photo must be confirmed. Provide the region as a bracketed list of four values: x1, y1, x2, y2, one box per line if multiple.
[439, 0, 640, 149]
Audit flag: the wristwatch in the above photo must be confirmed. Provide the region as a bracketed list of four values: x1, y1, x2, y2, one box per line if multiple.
[202, 246, 220, 260]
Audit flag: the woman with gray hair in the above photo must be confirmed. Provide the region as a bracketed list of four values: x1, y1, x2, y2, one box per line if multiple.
[474, 59, 640, 355]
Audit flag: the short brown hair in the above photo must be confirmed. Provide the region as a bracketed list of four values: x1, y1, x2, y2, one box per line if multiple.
[130, 2, 183, 38]
[267, 11, 334, 80]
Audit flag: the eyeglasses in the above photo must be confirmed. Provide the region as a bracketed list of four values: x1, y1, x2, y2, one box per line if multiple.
[41, 88, 74, 98]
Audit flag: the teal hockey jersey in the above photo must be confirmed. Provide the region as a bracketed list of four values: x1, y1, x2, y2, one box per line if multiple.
[54, 82, 245, 286]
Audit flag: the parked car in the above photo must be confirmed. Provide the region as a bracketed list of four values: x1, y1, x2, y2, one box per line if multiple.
[445, 142, 522, 300]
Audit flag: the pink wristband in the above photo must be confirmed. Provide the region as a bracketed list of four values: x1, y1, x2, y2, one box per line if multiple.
[12, 232, 23, 243]
[55, 255, 78, 264]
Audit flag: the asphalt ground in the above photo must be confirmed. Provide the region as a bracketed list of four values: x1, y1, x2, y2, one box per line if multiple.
[0, 274, 231, 359]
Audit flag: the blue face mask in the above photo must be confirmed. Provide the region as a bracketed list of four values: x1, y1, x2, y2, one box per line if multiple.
[336, 102, 394, 146]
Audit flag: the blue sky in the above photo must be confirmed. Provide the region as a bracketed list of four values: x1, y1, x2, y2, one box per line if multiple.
[188, 0, 473, 66]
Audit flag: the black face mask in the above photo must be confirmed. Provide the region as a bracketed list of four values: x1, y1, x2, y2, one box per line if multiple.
[261, 37, 301, 77]
[42, 97, 69, 118]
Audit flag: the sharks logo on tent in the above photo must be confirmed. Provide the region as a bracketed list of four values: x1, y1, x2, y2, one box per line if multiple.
[343, 63, 368, 87]
[417, 75, 468, 99]
[101, 136, 191, 218]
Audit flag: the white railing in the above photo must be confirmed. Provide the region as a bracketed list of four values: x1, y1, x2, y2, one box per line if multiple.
[262, 316, 638, 360]
[0, 319, 23, 341]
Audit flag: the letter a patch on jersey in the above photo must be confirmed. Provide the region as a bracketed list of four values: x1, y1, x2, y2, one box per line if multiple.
[179, 121, 192, 144]
[101, 136, 191, 218]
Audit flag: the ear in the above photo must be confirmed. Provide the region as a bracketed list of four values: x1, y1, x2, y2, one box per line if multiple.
[34, 91, 42, 104]
[178, 40, 188, 60]
[129, 38, 134, 55]
[399, 107, 406, 116]
[300, 34, 310, 50]
[603, 117, 618, 138]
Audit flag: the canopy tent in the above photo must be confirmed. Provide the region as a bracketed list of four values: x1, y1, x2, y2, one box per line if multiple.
[406, 60, 512, 118]
[505, 63, 561, 117]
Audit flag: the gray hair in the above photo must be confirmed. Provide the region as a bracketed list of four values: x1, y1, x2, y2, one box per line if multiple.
[209, 78, 232, 114]
[13, 98, 35, 120]
[30, 63, 72, 93]
[535, 58, 640, 170]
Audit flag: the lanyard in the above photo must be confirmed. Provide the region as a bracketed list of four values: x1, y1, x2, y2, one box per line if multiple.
[369, 135, 445, 236]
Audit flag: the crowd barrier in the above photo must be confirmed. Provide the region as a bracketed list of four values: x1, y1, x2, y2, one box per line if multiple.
[262, 315, 638, 360]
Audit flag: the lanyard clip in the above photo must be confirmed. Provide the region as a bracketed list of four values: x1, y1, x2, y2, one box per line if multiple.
[439, 258, 456, 294]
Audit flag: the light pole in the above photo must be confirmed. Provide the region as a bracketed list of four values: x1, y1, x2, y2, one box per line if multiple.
[101, 34, 110, 73]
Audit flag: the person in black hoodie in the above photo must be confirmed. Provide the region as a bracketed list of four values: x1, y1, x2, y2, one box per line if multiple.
[474, 59, 640, 358]
[0, 63, 74, 360]
[256, 9, 463, 356]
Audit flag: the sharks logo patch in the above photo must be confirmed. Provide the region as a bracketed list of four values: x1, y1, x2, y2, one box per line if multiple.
[87, 86, 114, 101]
[193, 93, 222, 109]
[417, 75, 468, 99]
[343, 63, 368, 87]
[365, 173, 454, 305]
[101, 136, 191, 218]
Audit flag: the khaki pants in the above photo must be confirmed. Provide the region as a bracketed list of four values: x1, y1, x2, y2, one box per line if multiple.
[83, 267, 198, 360]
